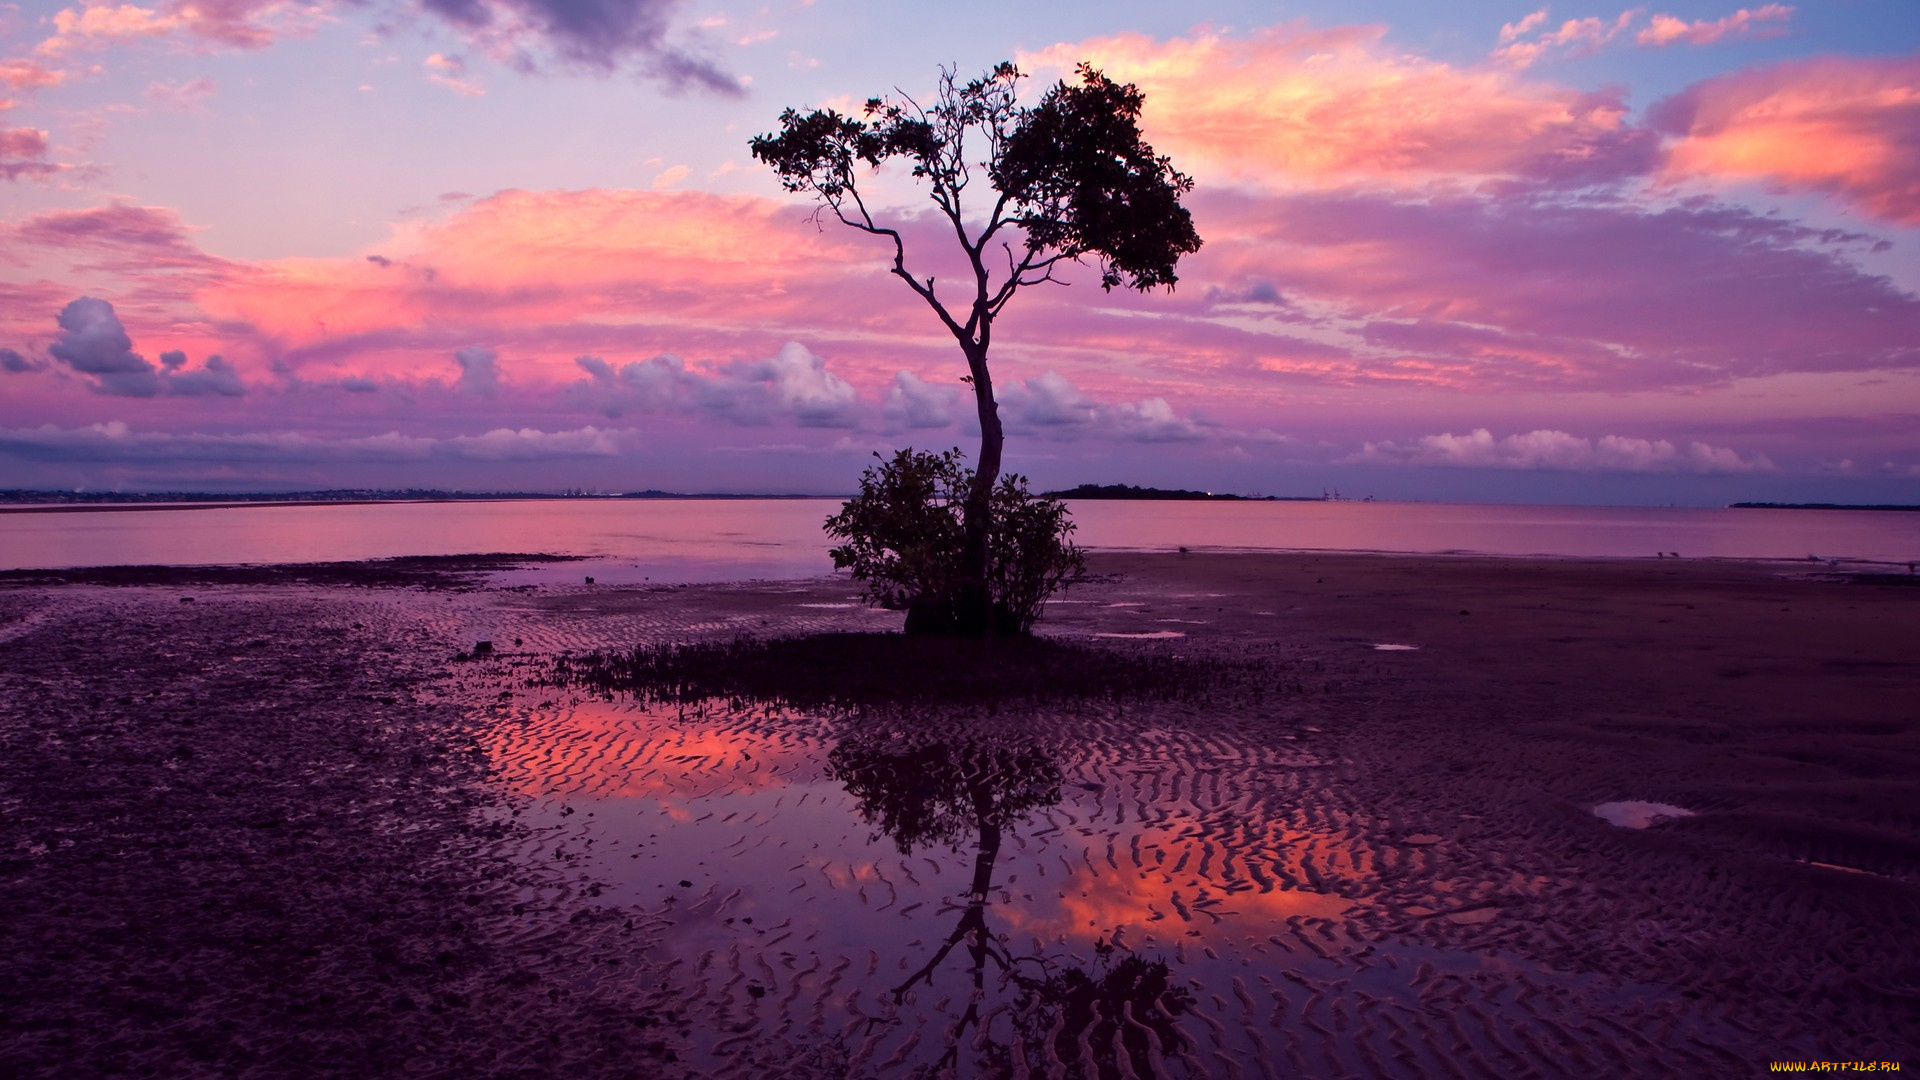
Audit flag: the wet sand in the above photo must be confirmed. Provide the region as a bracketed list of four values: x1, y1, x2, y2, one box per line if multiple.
[1, 552, 1914, 1076]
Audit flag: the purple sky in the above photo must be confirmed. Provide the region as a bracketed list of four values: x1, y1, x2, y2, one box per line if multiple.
[2, 0, 1917, 503]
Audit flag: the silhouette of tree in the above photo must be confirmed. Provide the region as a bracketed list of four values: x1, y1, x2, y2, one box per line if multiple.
[751, 62, 1200, 635]
[827, 731, 1191, 1076]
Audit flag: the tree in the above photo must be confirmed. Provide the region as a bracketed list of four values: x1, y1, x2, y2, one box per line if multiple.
[823, 447, 1084, 635]
[751, 62, 1200, 635]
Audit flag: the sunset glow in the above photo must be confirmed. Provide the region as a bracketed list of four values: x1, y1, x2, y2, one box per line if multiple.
[2, 0, 1915, 502]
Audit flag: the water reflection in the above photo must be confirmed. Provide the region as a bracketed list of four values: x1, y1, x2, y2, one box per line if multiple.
[828, 728, 1191, 1078]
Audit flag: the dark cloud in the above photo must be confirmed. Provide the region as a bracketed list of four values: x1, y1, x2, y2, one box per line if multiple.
[366, 254, 393, 268]
[40, 298, 246, 397]
[341, 375, 380, 392]
[415, 0, 739, 93]
[47, 297, 160, 397]
[453, 345, 500, 395]
[1, 347, 46, 373]
[167, 355, 246, 397]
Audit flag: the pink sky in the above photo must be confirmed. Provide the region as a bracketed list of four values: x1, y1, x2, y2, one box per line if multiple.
[2, 1, 1916, 503]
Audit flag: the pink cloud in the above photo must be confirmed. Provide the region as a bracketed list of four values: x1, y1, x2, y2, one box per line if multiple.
[1638, 5, 1793, 48]
[1186, 185, 1920, 391]
[1652, 54, 1920, 224]
[1492, 11, 1637, 69]
[6, 201, 229, 273]
[1020, 24, 1657, 190]
[38, 0, 297, 53]
[196, 187, 907, 376]
[0, 125, 57, 180]
[0, 58, 65, 89]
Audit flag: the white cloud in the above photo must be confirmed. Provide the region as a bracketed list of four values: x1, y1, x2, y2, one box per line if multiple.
[881, 370, 959, 430]
[1346, 428, 1775, 473]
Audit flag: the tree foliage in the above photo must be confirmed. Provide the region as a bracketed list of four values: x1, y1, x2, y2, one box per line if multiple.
[824, 448, 1084, 636]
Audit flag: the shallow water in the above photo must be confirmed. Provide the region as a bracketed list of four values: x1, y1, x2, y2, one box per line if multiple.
[5, 498, 1917, 573]
[475, 696, 1747, 1077]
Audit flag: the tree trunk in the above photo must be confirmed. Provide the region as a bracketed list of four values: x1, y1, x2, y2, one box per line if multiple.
[955, 342, 1003, 637]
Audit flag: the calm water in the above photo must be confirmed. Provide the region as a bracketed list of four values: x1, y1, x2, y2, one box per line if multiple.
[1, 498, 1916, 579]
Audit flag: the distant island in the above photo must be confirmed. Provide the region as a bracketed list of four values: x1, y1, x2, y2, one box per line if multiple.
[1730, 502, 1920, 512]
[1045, 483, 1317, 502]
[0, 488, 828, 509]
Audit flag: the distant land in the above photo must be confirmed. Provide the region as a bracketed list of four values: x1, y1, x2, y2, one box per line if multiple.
[0, 485, 1330, 508]
[1046, 484, 1317, 502]
[1729, 502, 1920, 512]
[0, 489, 827, 510]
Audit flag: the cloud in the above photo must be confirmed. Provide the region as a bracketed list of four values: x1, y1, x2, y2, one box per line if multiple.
[144, 75, 216, 110]
[1107, 397, 1208, 443]
[1348, 428, 1775, 473]
[1652, 54, 1920, 225]
[1, 347, 47, 373]
[37, 0, 311, 54]
[0, 420, 629, 464]
[1021, 24, 1658, 190]
[1196, 186, 1920, 390]
[7, 201, 227, 274]
[880, 370, 958, 430]
[35, 296, 248, 397]
[0, 59, 65, 90]
[1002, 370, 1096, 429]
[196, 187, 894, 372]
[1491, 11, 1637, 68]
[414, 0, 739, 92]
[709, 342, 859, 427]
[564, 343, 861, 428]
[166, 354, 245, 396]
[1638, 5, 1793, 47]
[452, 344, 499, 395]
[29, 0, 733, 93]
[998, 371, 1208, 443]
[424, 52, 484, 96]
[1, 125, 57, 181]
[47, 296, 160, 396]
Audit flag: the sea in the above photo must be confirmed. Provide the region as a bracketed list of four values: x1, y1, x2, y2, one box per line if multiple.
[1, 498, 1916, 582]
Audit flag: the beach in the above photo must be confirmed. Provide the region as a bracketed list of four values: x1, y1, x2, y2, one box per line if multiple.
[2, 552, 1914, 1077]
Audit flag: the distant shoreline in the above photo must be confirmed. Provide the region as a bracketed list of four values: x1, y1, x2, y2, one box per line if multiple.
[1728, 502, 1920, 512]
[0, 491, 838, 513]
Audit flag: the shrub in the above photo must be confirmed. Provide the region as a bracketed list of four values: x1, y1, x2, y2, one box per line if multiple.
[824, 448, 1085, 635]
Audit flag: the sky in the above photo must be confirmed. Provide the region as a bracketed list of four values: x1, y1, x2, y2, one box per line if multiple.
[1, 0, 1917, 504]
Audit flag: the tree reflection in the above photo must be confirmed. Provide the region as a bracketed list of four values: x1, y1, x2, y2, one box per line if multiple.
[827, 730, 1191, 1078]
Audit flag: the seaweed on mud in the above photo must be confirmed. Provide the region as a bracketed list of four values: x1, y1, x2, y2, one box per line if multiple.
[548, 632, 1266, 712]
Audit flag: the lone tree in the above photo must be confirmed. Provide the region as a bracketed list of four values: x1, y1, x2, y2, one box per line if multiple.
[751, 62, 1200, 635]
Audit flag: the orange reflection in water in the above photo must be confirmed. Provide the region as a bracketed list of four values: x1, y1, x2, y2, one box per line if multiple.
[1002, 832, 1354, 944]
[482, 700, 807, 812]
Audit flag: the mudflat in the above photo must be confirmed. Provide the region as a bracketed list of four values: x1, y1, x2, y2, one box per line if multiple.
[2, 552, 1914, 1077]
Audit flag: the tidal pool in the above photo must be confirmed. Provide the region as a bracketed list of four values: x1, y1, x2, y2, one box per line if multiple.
[473, 696, 1728, 1078]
